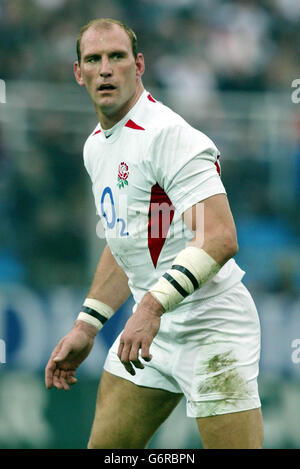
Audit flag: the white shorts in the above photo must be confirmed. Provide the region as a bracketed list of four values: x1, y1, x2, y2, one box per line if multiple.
[104, 281, 261, 418]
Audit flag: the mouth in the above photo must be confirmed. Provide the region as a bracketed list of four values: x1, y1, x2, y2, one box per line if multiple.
[97, 84, 117, 92]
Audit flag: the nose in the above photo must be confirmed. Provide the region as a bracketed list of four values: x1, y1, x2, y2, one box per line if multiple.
[100, 56, 112, 77]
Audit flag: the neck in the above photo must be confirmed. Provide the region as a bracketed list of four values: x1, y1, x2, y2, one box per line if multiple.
[96, 83, 144, 130]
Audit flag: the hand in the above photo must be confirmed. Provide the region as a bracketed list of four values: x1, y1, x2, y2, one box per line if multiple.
[45, 321, 97, 391]
[117, 293, 164, 375]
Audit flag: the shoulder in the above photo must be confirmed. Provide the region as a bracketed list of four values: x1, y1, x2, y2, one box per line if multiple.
[83, 123, 101, 153]
[82, 123, 101, 175]
[138, 92, 187, 133]
[83, 123, 101, 158]
[140, 92, 217, 152]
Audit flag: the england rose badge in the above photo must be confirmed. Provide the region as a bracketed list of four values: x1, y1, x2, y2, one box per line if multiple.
[117, 161, 129, 189]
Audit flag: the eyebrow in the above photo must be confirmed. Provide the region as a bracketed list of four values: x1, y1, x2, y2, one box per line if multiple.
[83, 50, 128, 61]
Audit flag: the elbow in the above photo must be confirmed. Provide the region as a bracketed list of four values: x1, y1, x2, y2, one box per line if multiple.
[196, 227, 239, 265]
[222, 234, 239, 263]
[229, 239, 239, 258]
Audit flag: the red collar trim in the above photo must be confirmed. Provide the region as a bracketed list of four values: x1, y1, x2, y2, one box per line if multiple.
[125, 119, 145, 131]
[92, 118, 145, 136]
[147, 93, 156, 103]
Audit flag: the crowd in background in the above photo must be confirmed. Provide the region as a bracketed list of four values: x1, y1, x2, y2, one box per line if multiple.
[0, 0, 299, 295]
[1, 0, 300, 91]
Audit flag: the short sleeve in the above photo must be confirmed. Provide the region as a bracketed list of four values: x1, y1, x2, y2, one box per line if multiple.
[149, 124, 226, 215]
[82, 124, 100, 181]
[82, 136, 98, 215]
[83, 138, 92, 179]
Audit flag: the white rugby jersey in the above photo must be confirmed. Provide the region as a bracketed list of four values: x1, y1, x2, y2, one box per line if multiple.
[83, 90, 245, 312]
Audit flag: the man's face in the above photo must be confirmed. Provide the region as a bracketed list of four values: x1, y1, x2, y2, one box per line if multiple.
[74, 25, 144, 117]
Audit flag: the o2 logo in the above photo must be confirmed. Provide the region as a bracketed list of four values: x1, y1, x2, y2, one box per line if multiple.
[100, 186, 129, 237]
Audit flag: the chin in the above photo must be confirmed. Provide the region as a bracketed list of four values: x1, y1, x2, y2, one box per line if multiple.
[96, 96, 116, 107]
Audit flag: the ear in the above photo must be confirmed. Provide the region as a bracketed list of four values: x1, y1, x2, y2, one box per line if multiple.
[135, 53, 145, 79]
[74, 61, 85, 87]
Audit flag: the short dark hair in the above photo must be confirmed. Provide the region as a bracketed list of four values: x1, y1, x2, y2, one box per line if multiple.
[76, 18, 138, 63]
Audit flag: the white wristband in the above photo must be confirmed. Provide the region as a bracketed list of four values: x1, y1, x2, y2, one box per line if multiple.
[77, 298, 115, 331]
[149, 247, 220, 312]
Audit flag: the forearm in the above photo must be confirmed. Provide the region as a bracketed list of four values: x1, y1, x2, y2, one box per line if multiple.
[147, 207, 238, 314]
[87, 244, 131, 311]
[184, 195, 238, 266]
[76, 245, 131, 333]
[188, 226, 238, 266]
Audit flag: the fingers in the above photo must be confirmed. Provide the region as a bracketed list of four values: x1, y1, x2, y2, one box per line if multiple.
[45, 346, 78, 391]
[53, 368, 64, 390]
[129, 344, 145, 370]
[118, 341, 135, 376]
[59, 370, 78, 391]
[45, 344, 61, 389]
[67, 371, 78, 386]
[117, 339, 152, 375]
[122, 361, 136, 376]
[45, 358, 56, 389]
[141, 342, 152, 362]
[51, 369, 78, 391]
[57, 370, 70, 391]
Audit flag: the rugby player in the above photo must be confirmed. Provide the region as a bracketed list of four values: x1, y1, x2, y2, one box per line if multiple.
[45, 18, 263, 449]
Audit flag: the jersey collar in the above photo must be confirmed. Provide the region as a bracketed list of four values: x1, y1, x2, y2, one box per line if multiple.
[95, 90, 148, 144]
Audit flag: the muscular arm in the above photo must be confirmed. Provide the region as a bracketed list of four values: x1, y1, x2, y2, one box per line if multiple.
[84, 244, 131, 311]
[117, 193, 239, 374]
[184, 193, 239, 263]
[45, 245, 131, 390]
[139, 192, 238, 313]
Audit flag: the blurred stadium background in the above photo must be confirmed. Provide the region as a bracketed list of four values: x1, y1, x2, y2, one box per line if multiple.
[0, 0, 300, 449]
